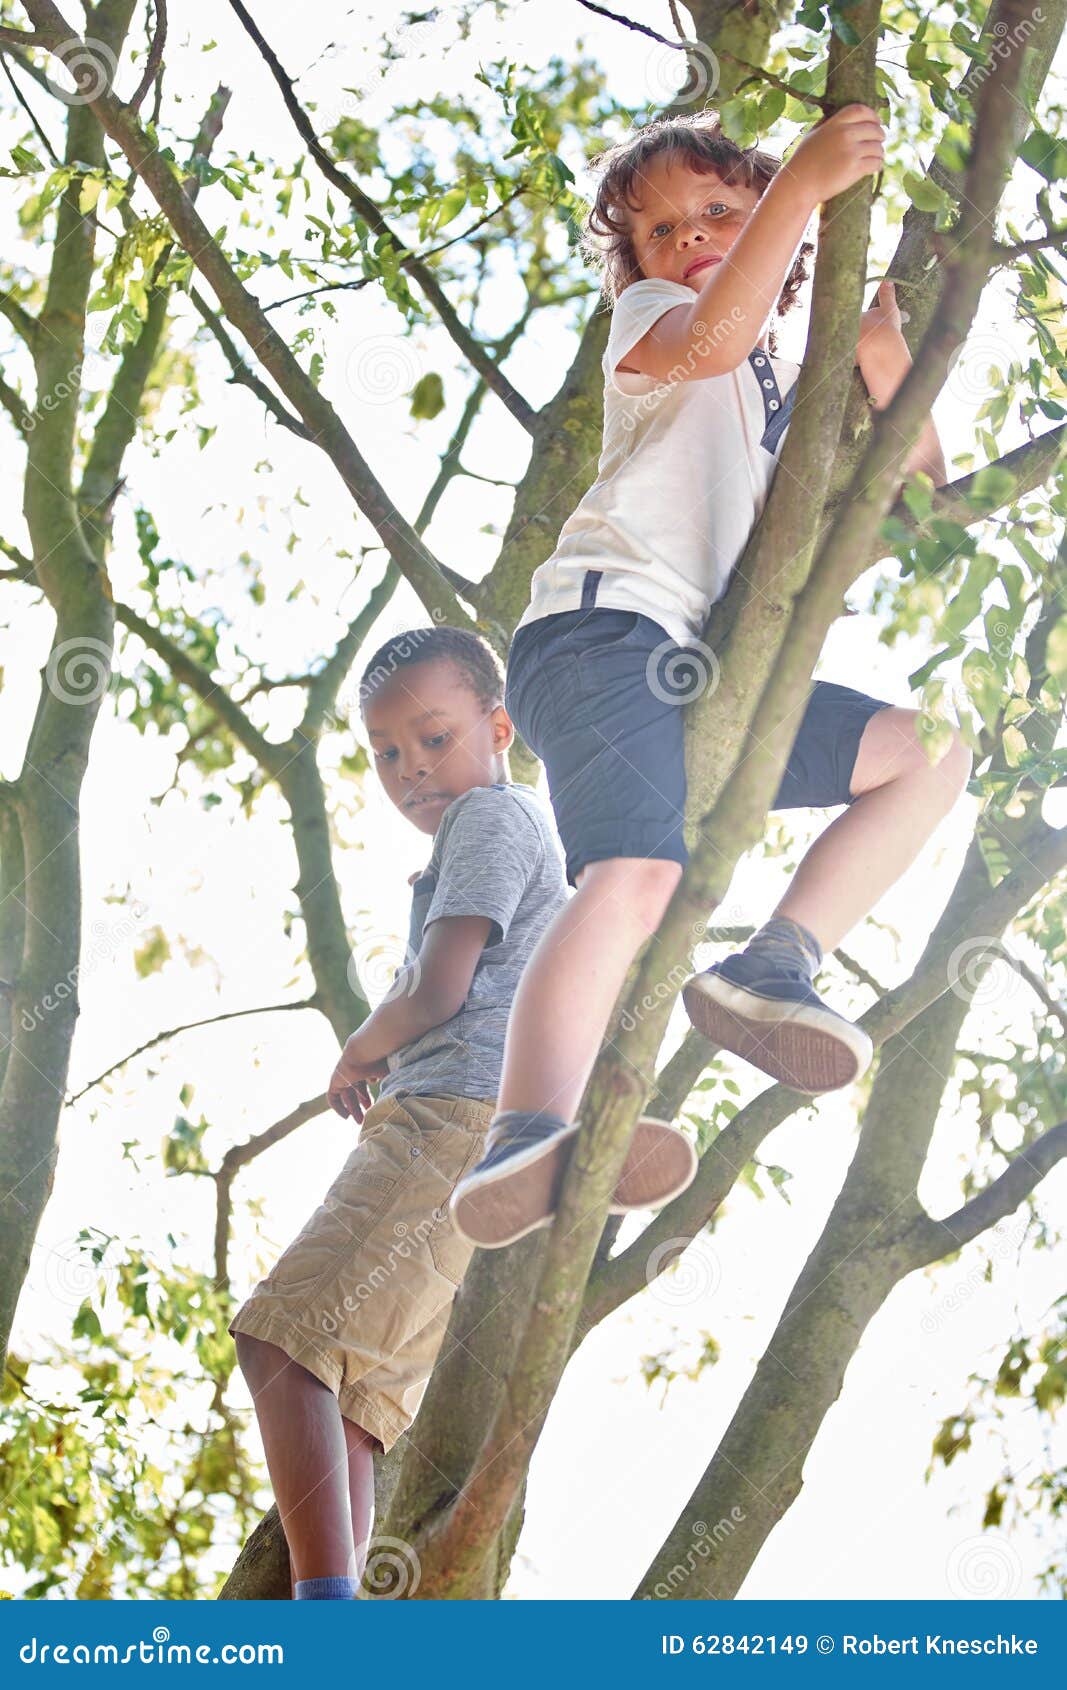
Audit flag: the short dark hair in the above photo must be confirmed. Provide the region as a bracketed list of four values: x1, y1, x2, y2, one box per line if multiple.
[358, 626, 504, 714]
[579, 108, 813, 353]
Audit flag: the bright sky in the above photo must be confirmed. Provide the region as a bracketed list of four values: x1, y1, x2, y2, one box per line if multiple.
[1, 1, 1065, 1600]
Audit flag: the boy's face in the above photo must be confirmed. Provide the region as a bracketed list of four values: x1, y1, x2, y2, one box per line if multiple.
[628, 155, 760, 291]
[363, 658, 514, 836]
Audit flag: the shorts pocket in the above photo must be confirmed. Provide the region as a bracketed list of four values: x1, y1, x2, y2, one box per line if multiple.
[423, 1127, 485, 1286]
[576, 610, 643, 654]
[427, 1204, 476, 1286]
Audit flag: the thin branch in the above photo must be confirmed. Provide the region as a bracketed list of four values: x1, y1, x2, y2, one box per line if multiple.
[217, 1093, 328, 1180]
[996, 940, 1067, 1038]
[0, 27, 44, 46]
[993, 226, 1067, 265]
[211, 1093, 328, 1291]
[17, 0, 473, 631]
[888, 425, 1067, 547]
[0, 537, 36, 582]
[114, 598, 282, 770]
[262, 188, 530, 313]
[67, 996, 318, 1105]
[0, 370, 28, 436]
[576, 0, 829, 109]
[301, 561, 400, 736]
[225, 0, 539, 435]
[905, 1120, 1067, 1266]
[127, 0, 166, 114]
[189, 286, 312, 440]
[0, 286, 38, 350]
[0, 44, 60, 162]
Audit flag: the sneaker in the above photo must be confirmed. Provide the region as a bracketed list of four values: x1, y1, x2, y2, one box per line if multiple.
[682, 953, 873, 1093]
[450, 1114, 697, 1249]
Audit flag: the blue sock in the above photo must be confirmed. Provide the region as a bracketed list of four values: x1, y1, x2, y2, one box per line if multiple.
[744, 917, 823, 979]
[295, 1575, 358, 1600]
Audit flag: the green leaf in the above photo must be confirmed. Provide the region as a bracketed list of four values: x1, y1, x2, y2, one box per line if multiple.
[1002, 724, 1027, 767]
[1045, 613, 1067, 690]
[78, 176, 104, 215]
[435, 184, 467, 230]
[902, 170, 952, 214]
[409, 371, 445, 420]
[967, 464, 1017, 511]
[133, 926, 171, 979]
[1019, 128, 1067, 184]
[909, 641, 964, 689]
[10, 144, 44, 175]
[72, 1301, 102, 1342]
[962, 649, 1005, 732]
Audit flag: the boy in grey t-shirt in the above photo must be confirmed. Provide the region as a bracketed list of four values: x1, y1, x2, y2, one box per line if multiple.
[230, 627, 695, 1599]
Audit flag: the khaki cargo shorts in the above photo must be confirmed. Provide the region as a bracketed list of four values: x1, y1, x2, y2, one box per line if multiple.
[228, 1091, 495, 1452]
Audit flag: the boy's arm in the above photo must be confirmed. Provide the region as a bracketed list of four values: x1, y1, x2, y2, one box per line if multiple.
[621, 104, 884, 384]
[857, 278, 947, 487]
[349, 915, 493, 1064]
[328, 914, 493, 1121]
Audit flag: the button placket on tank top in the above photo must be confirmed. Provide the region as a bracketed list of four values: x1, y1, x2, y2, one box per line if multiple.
[749, 349, 795, 454]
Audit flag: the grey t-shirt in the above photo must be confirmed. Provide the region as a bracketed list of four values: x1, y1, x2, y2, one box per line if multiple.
[377, 782, 567, 1103]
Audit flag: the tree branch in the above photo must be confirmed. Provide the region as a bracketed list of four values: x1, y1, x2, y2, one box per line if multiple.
[0, 370, 28, 436]
[114, 599, 282, 771]
[66, 997, 318, 1105]
[20, 0, 476, 631]
[886, 425, 1067, 547]
[127, 0, 165, 113]
[905, 1120, 1067, 1267]
[189, 286, 311, 440]
[0, 285, 38, 351]
[225, 0, 539, 435]
[261, 187, 531, 314]
[212, 1091, 326, 1291]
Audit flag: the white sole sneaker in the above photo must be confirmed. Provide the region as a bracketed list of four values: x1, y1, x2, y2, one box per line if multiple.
[451, 1116, 699, 1248]
[683, 971, 873, 1093]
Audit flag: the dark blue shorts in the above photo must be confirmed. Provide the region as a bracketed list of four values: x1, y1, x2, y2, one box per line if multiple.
[505, 608, 893, 887]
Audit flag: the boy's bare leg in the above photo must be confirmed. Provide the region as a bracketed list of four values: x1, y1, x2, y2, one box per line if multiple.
[496, 856, 683, 1121]
[774, 707, 972, 951]
[341, 1416, 377, 1581]
[234, 1332, 356, 1585]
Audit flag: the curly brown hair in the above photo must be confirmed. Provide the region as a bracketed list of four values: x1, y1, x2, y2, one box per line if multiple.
[579, 109, 813, 355]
